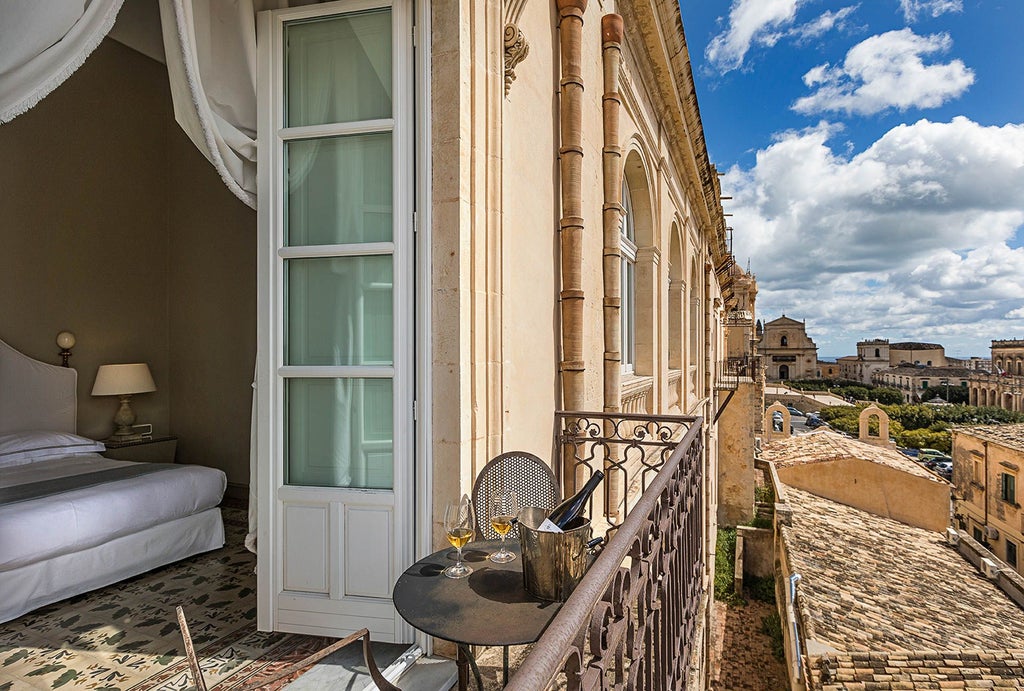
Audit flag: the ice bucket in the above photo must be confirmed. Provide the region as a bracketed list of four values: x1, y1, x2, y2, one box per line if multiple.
[517, 506, 593, 602]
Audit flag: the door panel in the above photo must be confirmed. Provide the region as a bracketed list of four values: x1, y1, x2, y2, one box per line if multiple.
[344, 505, 393, 597]
[258, 0, 413, 642]
[283, 504, 329, 593]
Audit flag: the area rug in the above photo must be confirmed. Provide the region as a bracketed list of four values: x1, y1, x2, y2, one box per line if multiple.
[0, 509, 333, 691]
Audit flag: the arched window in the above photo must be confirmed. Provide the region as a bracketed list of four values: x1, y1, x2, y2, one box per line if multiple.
[780, 335, 788, 347]
[874, 348, 880, 358]
[620, 179, 637, 374]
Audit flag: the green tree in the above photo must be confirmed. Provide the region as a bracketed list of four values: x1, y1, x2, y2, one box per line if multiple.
[871, 387, 904, 405]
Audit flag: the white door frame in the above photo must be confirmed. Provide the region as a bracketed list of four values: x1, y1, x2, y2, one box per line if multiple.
[254, 0, 432, 644]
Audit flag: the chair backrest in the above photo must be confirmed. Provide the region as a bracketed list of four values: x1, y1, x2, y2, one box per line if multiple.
[472, 451, 559, 540]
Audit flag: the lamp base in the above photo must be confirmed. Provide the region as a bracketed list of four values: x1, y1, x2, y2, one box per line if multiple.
[112, 395, 138, 438]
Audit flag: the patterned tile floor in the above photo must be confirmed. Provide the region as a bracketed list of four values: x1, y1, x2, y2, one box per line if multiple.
[0, 509, 329, 691]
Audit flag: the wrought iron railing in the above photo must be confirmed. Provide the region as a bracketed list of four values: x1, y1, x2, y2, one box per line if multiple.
[507, 414, 705, 690]
[718, 355, 761, 391]
[554, 411, 696, 530]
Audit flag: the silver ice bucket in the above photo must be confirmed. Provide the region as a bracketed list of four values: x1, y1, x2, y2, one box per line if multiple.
[517, 506, 592, 602]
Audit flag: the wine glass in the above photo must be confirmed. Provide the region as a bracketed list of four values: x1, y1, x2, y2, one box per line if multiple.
[443, 494, 475, 579]
[487, 490, 519, 563]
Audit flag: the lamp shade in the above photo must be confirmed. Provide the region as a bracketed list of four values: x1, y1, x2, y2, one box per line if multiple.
[91, 363, 157, 396]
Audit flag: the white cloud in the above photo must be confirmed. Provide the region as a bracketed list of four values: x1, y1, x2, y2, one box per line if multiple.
[705, 0, 805, 73]
[705, 1, 859, 74]
[900, 0, 963, 22]
[792, 29, 974, 116]
[789, 6, 859, 42]
[726, 117, 1024, 355]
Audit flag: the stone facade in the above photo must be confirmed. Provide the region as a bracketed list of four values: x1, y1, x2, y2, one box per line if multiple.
[430, 0, 733, 490]
[816, 361, 840, 379]
[837, 338, 890, 384]
[758, 316, 818, 381]
[888, 341, 947, 367]
[969, 340, 1024, 411]
[873, 365, 972, 403]
[953, 424, 1024, 574]
[718, 267, 763, 527]
[431, 2, 740, 684]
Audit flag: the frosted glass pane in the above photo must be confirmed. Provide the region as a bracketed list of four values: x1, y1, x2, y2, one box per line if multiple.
[287, 133, 392, 246]
[285, 9, 392, 126]
[286, 256, 393, 366]
[286, 378, 393, 489]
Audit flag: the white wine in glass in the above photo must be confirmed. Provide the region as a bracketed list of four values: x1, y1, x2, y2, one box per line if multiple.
[443, 495, 475, 578]
[488, 490, 518, 563]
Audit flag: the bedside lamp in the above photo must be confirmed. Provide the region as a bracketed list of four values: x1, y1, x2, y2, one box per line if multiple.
[92, 363, 157, 439]
[56, 331, 76, 367]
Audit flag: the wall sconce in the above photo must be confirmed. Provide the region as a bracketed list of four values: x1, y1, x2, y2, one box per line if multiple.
[91, 363, 157, 439]
[56, 331, 75, 367]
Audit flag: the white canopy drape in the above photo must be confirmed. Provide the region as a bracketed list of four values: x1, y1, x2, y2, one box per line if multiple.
[0, 0, 125, 124]
[157, 0, 292, 209]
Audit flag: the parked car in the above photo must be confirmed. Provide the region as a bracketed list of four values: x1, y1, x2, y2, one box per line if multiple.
[898, 447, 919, 459]
[786, 406, 806, 417]
[805, 414, 828, 429]
[917, 448, 947, 460]
[921, 454, 952, 471]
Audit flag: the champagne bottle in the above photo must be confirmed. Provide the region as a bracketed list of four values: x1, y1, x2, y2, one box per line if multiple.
[546, 470, 604, 530]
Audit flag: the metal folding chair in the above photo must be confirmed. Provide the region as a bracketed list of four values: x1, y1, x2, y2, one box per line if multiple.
[175, 605, 400, 691]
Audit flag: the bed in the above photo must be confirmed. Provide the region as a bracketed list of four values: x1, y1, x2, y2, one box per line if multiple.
[0, 338, 226, 623]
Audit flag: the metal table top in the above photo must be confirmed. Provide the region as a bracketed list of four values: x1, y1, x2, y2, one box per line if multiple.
[392, 540, 562, 647]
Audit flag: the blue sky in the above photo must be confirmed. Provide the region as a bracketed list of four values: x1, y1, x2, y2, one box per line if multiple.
[679, 0, 1024, 359]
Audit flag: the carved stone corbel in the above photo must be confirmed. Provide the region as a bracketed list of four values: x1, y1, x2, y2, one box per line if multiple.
[503, 23, 530, 96]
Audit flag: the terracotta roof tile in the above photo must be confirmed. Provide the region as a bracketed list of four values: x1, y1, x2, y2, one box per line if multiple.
[763, 430, 944, 483]
[954, 424, 1024, 450]
[782, 486, 1024, 688]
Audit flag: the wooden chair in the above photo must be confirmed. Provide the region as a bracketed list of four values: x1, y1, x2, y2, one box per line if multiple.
[471, 451, 559, 540]
[175, 606, 400, 691]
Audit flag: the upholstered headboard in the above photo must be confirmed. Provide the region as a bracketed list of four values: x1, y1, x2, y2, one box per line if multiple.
[0, 338, 78, 435]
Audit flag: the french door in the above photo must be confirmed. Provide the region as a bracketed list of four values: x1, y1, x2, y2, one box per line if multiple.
[256, 0, 414, 642]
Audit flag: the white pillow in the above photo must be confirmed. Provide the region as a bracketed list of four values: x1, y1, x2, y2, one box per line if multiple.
[0, 431, 105, 467]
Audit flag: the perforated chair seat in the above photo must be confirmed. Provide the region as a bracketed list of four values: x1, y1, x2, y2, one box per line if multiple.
[472, 451, 559, 540]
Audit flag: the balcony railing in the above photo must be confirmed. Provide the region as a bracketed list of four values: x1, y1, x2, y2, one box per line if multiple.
[719, 355, 761, 390]
[507, 413, 705, 690]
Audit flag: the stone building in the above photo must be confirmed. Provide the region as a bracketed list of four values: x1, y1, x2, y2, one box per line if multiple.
[873, 365, 972, 403]
[836, 338, 890, 384]
[889, 341, 947, 367]
[953, 423, 1024, 573]
[757, 315, 818, 381]
[816, 361, 840, 379]
[970, 340, 1024, 411]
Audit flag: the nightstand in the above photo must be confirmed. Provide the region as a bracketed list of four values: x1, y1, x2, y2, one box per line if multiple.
[102, 436, 178, 463]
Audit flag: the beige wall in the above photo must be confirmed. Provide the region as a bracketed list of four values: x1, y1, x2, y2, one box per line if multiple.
[953, 431, 1024, 574]
[0, 39, 255, 488]
[429, 0, 723, 496]
[718, 380, 759, 526]
[777, 458, 950, 532]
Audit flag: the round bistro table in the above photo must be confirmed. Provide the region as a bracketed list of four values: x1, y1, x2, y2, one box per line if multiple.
[392, 540, 562, 689]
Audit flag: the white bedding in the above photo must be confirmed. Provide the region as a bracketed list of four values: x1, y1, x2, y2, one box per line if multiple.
[0, 453, 226, 571]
